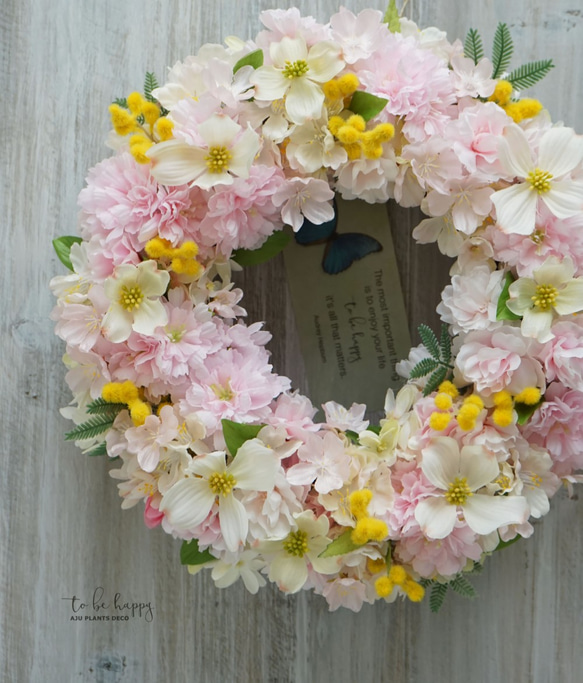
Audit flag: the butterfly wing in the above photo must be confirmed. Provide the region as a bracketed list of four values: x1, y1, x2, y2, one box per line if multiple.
[322, 233, 383, 275]
[294, 204, 337, 245]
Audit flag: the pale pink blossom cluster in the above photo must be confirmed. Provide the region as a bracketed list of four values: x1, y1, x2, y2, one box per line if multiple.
[51, 8, 583, 612]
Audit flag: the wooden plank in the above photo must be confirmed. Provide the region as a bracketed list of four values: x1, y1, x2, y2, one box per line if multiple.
[1, 1, 581, 681]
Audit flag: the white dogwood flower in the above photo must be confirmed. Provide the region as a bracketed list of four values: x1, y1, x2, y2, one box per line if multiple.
[147, 114, 260, 189]
[250, 36, 344, 124]
[492, 125, 583, 235]
[415, 437, 529, 539]
[507, 256, 583, 342]
[102, 260, 170, 343]
[159, 440, 279, 552]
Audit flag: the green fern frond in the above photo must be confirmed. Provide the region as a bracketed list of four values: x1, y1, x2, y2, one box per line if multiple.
[409, 357, 439, 379]
[507, 60, 554, 90]
[85, 442, 108, 457]
[429, 583, 448, 613]
[144, 72, 159, 102]
[450, 574, 477, 599]
[418, 324, 440, 360]
[86, 398, 126, 416]
[492, 23, 514, 78]
[423, 365, 448, 396]
[464, 28, 484, 65]
[65, 415, 115, 441]
[439, 324, 452, 365]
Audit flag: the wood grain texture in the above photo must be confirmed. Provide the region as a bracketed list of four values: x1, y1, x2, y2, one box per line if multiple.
[2, 1, 582, 681]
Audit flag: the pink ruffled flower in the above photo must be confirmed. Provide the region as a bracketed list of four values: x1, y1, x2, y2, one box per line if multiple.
[437, 265, 504, 335]
[396, 522, 483, 579]
[359, 33, 456, 142]
[196, 165, 286, 254]
[455, 326, 545, 396]
[121, 295, 221, 388]
[79, 153, 199, 251]
[487, 208, 583, 278]
[267, 391, 319, 440]
[522, 383, 583, 477]
[538, 319, 583, 390]
[450, 102, 511, 181]
[183, 348, 291, 433]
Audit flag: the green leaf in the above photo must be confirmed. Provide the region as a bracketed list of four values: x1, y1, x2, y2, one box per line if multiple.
[180, 539, 215, 566]
[495, 535, 522, 551]
[450, 574, 477, 599]
[409, 357, 439, 379]
[429, 583, 448, 613]
[345, 430, 360, 444]
[418, 324, 440, 360]
[233, 49, 264, 74]
[367, 425, 381, 435]
[423, 365, 448, 397]
[507, 60, 554, 90]
[113, 97, 128, 109]
[348, 91, 388, 122]
[85, 442, 108, 457]
[515, 399, 543, 425]
[65, 415, 115, 441]
[496, 272, 521, 321]
[383, 0, 401, 33]
[232, 230, 291, 266]
[439, 324, 452, 365]
[464, 28, 484, 65]
[53, 236, 83, 271]
[221, 419, 264, 456]
[319, 529, 360, 558]
[86, 397, 127, 416]
[491, 23, 514, 79]
[144, 72, 159, 102]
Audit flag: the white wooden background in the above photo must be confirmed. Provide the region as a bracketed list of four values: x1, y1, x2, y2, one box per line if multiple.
[2, 1, 582, 681]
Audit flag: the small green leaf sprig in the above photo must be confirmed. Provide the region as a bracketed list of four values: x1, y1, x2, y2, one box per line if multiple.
[409, 324, 454, 396]
[464, 22, 554, 91]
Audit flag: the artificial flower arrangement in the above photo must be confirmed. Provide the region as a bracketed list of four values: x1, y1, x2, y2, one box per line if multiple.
[51, 2, 583, 612]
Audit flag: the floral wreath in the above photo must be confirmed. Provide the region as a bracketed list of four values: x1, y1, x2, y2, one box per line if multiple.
[51, 2, 583, 613]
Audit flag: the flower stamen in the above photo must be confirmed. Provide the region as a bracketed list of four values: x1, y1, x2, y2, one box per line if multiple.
[119, 285, 144, 311]
[444, 477, 472, 505]
[283, 529, 308, 557]
[208, 472, 236, 496]
[526, 168, 553, 194]
[531, 284, 558, 310]
[282, 59, 309, 79]
[205, 146, 232, 173]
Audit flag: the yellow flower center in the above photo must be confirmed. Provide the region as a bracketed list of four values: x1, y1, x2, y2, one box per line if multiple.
[444, 477, 472, 506]
[210, 381, 235, 401]
[119, 285, 144, 311]
[208, 472, 236, 496]
[526, 168, 553, 194]
[205, 145, 232, 173]
[529, 473, 543, 488]
[531, 283, 558, 310]
[495, 474, 512, 490]
[282, 59, 309, 79]
[283, 530, 308, 557]
[530, 229, 545, 245]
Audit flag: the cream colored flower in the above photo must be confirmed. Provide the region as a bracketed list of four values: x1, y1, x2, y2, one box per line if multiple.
[507, 257, 583, 342]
